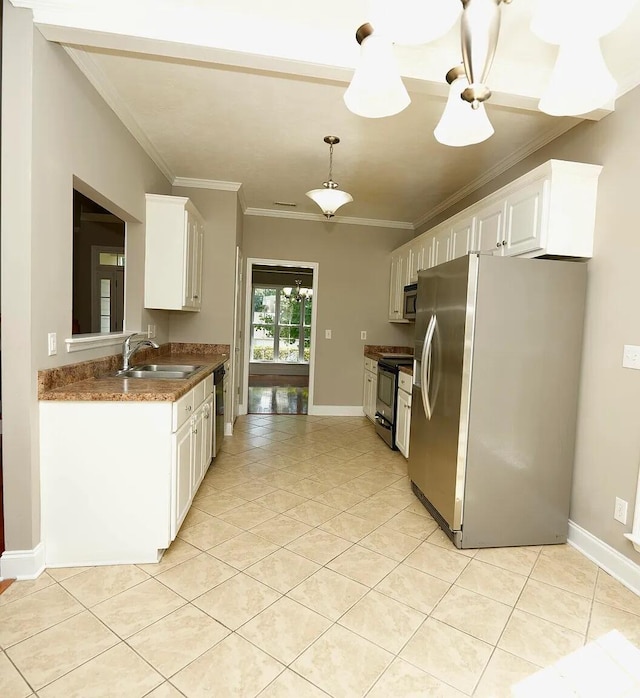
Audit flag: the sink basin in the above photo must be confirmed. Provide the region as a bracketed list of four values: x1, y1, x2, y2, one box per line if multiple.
[113, 364, 203, 380]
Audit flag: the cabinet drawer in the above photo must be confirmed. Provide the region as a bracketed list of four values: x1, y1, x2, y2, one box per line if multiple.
[173, 389, 195, 431]
[398, 370, 413, 394]
[364, 357, 374, 372]
[192, 377, 207, 409]
[203, 373, 214, 396]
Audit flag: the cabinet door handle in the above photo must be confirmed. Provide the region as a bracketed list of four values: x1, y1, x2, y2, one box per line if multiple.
[496, 242, 501, 248]
[186, 405, 192, 412]
[193, 295, 199, 299]
[502, 240, 507, 246]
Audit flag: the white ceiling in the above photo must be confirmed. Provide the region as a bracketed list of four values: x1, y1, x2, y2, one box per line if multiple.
[15, 0, 640, 228]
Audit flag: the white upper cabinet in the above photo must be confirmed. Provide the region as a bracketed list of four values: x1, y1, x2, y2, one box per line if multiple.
[388, 245, 411, 322]
[431, 225, 452, 267]
[450, 216, 475, 259]
[475, 200, 505, 253]
[501, 177, 546, 256]
[390, 160, 602, 292]
[144, 194, 205, 312]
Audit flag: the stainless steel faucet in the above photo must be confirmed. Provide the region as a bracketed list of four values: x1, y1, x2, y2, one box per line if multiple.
[122, 333, 160, 370]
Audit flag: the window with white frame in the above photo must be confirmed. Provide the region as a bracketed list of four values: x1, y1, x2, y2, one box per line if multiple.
[251, 285, 312, 363]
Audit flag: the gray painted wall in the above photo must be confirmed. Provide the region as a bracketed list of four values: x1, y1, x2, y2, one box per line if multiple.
[243, 216, 415, 407]
[1, 3, 170, 551]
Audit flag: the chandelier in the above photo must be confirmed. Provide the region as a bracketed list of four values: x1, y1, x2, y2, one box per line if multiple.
[306, 136, 353, 218]
[344, 0, 636, 147]
[283, 280, 312, 303]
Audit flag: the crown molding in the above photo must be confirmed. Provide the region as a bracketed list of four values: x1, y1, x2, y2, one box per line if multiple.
[63, 46, 175, 183]
[172, 177, 247, 212]
[172, 177, 242, 192]
[245, 207, 414, 230]
[413, 117, 580, 231]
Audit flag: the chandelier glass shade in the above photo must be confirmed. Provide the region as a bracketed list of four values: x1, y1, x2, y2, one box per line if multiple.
[434, 66, 494, 146]
[283, 280, 312, 303]
[342, 24, 410, 119]
[306, 136, 353, 218]
[342, 0, 636, 146]
[368, 0, 461, 46]
[538, 38, 617, 116]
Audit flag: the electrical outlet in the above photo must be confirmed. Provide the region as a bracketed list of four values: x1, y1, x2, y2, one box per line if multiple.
[614, 497, 628, 524]
[47, 332, 57, 356]
[361, 331, 367, 340]
[325, 329, 332, 339]
[147, 324, 156, 339]
[622, 345, 640, 369]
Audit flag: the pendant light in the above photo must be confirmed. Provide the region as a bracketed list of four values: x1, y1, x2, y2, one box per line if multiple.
[306, 136, 353, 219]
[434, 65, 494, 146]
[283, 279, 312, 303]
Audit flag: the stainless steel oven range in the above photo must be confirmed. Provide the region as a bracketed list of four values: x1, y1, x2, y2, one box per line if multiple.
[375, 353, 413, 449]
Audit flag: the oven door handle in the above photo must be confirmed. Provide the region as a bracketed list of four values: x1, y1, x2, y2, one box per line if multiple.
[421, 314, 437, 421]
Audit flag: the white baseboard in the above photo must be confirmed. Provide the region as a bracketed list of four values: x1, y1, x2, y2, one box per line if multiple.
[308, 405, 365, 417]
[568, 520, 640, 596]
[0, 542, 46, 580]
[224, 422, 233, 436]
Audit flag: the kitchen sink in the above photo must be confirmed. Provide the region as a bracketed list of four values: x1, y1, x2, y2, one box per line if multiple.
[133, 364, 203, 373]
[113, 364, 203, 380]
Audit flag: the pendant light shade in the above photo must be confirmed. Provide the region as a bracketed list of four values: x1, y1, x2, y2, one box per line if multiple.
[538, 38, 617, 116]
[305, 136, 353, 219]
[343, 23, 410, 119]
[434, 66, 495, 147]
[305, 187, 353, 218]
[369, 0, 461, 46]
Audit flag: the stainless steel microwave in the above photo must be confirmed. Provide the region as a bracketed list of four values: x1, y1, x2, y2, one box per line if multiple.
[403, 283, 417, 320]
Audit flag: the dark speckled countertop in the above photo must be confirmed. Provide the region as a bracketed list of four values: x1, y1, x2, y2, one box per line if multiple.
[38, 343, 229, 402]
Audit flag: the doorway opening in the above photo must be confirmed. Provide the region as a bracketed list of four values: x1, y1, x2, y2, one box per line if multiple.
[244, 261, 318, 415]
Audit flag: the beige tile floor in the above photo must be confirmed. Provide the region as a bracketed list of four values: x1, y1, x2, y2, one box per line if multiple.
[1, 414, 640, 697]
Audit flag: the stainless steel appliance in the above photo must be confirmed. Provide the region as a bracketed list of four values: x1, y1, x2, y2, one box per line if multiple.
[409, 253, 587, 549]
[213, 365, 225, 456]
[403, 283, 417, 320]
[375, 354, 413, 449]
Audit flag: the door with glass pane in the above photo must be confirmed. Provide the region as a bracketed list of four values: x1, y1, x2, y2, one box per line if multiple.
[91, 246, 125, 333]
[250, 286, 312, 364]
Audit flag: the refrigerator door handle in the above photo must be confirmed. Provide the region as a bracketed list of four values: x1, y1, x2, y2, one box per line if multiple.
[421, 314, 437, 420]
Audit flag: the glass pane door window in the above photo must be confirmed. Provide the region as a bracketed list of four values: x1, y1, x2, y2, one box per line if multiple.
[251, 285, 312, 363]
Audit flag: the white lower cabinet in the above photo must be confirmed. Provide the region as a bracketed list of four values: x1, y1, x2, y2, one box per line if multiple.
[172, 392, 214, 538]
[363, 357, 378, 422]
[395, 371, 412, 458]
[40, 372, 216, 567]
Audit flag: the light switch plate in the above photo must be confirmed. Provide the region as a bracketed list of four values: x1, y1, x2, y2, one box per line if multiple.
[622, 345, 640, 369]
[325, 329, 332, 339]
[614, 497, 628, 524]
[47, 332, 57, 356]
[361, 331, 367, 340]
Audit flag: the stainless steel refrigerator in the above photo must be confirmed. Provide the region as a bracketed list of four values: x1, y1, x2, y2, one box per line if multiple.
[408, 253, 587, 549]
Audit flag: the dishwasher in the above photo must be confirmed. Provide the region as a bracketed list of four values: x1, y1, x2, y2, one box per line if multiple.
[213, 365, 225, 456]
